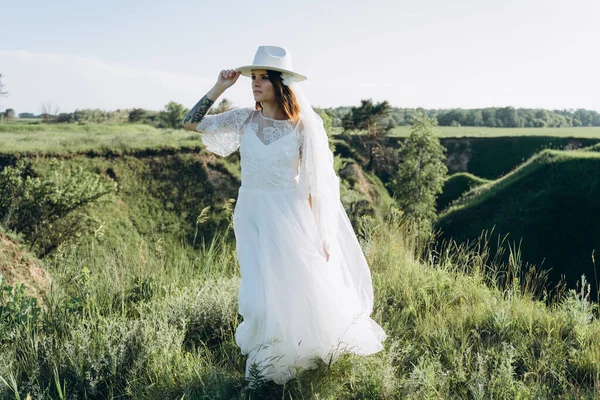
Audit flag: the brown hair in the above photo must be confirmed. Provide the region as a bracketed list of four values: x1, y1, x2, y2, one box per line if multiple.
[255, 70, 301, 121]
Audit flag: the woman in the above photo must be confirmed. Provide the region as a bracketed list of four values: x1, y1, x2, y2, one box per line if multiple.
[182, 45, 386, 385]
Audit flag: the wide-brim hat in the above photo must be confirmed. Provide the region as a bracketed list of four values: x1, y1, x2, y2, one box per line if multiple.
[236, 45, 307, 82]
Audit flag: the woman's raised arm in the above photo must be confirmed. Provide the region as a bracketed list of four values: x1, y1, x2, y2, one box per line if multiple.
[182, 69, 240, 131]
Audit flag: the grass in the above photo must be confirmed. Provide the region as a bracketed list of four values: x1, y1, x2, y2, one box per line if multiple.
[1, 211, 599, 398]
[439, 136, 600, 179]
[3, 122, 600, 182]
[436, 149, 600, 297]
[1, 120, 600, 397]
[0, 122, 205, 155]
[339, 133, 600, 181]
[437, 172, 491, 212]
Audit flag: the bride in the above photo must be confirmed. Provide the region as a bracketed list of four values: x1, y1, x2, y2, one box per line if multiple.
[182, 45, 386, 385]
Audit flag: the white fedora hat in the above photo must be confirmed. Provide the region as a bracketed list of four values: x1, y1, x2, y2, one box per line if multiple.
[236, 45, 307, 82]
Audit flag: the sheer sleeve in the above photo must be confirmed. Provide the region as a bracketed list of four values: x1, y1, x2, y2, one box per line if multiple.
[196, 107, 253, 156]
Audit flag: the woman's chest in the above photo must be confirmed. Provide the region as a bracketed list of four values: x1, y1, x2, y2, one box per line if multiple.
[240, 122, 301, 159]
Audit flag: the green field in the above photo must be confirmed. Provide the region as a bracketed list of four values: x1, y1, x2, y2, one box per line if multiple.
[2, 208, 600, 398]
[1, 121, 600, 397]
[0, 122, 205, 155]
[2, 122, 600, 156]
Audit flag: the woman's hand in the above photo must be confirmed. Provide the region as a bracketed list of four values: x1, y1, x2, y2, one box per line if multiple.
[216, 69, 241, 91]
[322, 240, 330, 262]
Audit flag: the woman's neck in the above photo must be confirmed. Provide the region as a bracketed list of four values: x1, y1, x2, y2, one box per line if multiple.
[260, 102, 287, 120]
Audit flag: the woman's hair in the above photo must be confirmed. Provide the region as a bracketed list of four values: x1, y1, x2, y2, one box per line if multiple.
[255, 70, 301, 121]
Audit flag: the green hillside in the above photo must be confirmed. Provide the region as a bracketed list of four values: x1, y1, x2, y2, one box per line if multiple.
[0, 146, 392, 262]
[2, 201, 599, 398]
[340, 133, 600, 180]
[436, 149, 600, 294]
[1, 123, 600, 397]
[437, 172, 491, 212]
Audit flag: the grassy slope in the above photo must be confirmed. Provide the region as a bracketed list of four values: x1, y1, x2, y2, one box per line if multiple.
[437, 172, 491, 212]
[1, 123, 600, 397]
[436, 149, 600, 293]
[1, 214, 599, 398]
[30, 152, 233, 245]
[3, 122, 599, 179]
[0, 126, 392, 264]
[0, 227, 50, 301]
[341, 133, 600, 180]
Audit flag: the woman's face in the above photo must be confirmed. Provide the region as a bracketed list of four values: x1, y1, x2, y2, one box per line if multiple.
[251, 69, 275, 103]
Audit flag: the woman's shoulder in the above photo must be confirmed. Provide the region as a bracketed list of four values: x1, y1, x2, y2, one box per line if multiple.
[217, 106, 255, 121]
[224, 106, 255, 115]
[238, 107, 258, 121]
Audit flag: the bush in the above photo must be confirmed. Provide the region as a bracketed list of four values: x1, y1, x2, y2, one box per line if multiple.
[55, 112, 74, 123]
[0, 274, 41, 346]
[73, 108, 129, 124]
[157, 101, 188, 129]
[0, 159, 117, 256]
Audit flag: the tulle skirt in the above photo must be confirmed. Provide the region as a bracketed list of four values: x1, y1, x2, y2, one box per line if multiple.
[233, 184, 387, 385]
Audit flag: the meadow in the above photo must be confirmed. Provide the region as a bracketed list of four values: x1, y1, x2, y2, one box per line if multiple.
[2, 212, 599, 399]
[1, 121, 600, 398]
[3, 120, 600, 157]
[0, 121, 204, 155]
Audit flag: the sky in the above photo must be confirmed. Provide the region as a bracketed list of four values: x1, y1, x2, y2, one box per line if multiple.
[1, 0, 599, 114]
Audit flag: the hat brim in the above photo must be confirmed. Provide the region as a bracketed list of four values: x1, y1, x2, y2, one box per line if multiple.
[235, 65, 307, 82]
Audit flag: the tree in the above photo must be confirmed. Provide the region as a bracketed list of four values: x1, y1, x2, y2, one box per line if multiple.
[497, 107, 519, 127]
[209, 98, 233, 115]
[315, 109, 333, 135]
[4, 109, 15, 121]
[391, 114, 448, 233]
[345, 99, 391, 137]
[159, 101, 189, 129]
[128, 108, 147, 123]
[472, 110, 484, 126]
[344, 99, 392, 170]
[40, 100, 60, 122]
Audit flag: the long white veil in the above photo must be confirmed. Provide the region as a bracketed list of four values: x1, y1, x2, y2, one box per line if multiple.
[283, 75, 340, 259]
[283, 74, 378, 319]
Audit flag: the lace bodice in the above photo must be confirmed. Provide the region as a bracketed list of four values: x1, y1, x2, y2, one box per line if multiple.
[197, 107, 306, 191]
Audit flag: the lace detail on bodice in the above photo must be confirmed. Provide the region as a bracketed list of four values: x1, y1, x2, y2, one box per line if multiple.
[241, 111, 303, 190]
[253, 113, 296, 145]
[197, 107, 305, 191]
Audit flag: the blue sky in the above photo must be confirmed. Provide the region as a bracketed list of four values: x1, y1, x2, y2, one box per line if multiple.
[1, 0, 599, 114]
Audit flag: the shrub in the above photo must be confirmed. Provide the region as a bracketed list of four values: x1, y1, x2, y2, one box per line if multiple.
[0, 159, 117, 256]
[0, 274, 41, 346]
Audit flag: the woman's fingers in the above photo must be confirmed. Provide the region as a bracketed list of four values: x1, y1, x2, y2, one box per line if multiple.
[217, 69, 240, 88]
[221, 69, 239, 80]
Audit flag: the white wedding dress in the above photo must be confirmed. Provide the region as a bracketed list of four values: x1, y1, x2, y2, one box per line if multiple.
[197, 107, 386, 384]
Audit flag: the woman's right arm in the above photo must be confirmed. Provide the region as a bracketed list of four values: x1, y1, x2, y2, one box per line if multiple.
[182, 69, 241, 131]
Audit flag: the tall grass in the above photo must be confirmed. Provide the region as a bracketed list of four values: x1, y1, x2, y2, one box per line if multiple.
[1, 210, 599, 399]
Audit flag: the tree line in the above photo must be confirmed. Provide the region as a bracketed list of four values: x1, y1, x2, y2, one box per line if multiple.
[2, 66, 598, 130]
[325, 105, 600, 129]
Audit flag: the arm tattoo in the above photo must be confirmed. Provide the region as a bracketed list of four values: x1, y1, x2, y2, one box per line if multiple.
[183, 95, 215, 124]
